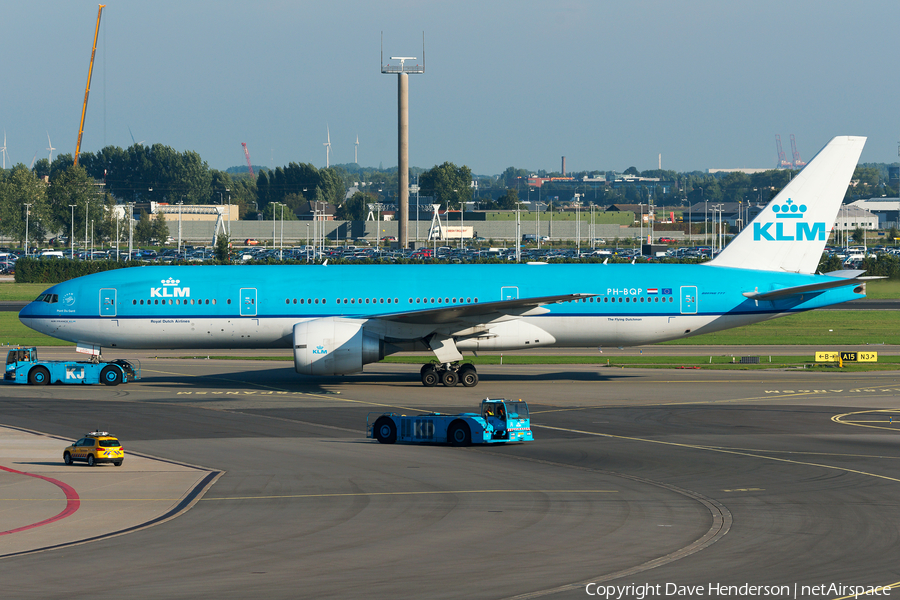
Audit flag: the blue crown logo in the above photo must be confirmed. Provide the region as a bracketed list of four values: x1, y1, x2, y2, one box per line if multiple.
[772, 198, 807, 219]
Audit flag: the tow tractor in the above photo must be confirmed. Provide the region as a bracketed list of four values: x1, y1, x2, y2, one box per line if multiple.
[4, 347, 140, 386]
[367, 398, 534, 446]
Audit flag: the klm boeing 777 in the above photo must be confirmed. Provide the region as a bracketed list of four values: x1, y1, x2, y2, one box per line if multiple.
[20, 136, 871, 387]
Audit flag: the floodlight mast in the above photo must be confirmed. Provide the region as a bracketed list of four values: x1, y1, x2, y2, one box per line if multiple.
[381, 33, 425, 250]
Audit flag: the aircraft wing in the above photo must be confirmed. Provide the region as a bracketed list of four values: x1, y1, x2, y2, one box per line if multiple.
[375, 293, 595, 325]
[742, 271, 880, 301]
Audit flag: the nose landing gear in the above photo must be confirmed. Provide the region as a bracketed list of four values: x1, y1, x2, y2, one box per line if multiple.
[420, 362, 479, 387]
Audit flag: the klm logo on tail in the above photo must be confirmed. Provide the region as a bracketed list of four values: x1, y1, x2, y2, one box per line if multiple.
[753, 199, 826, 242]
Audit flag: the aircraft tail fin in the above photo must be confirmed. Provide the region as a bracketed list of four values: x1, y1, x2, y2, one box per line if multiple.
[709, 135, 866, 274]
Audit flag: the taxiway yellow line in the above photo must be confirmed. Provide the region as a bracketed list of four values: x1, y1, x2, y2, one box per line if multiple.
[832, 409, 900, 432]
[535, 424, 900, 485]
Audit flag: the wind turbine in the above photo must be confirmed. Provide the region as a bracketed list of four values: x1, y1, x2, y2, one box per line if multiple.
[323, 124, 331, 168]
[1, 131, 9, 169]
[354, 134, 359, 165]
[128, 126, 146, 147]
[46, 132, 55, 164]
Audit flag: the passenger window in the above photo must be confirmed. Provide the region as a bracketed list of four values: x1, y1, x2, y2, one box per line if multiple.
[314, 298, 319, 304]
[212, 299, 217, 305]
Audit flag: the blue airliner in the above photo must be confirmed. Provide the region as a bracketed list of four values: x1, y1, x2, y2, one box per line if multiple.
[20, 136, 870, 387]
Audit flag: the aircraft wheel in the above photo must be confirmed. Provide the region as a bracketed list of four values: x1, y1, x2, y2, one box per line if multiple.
[440, 369, 458, 387]
[373, 417, 397, 444]
[448, 422, 471, 447]
[100, 365, 121, 386]
[28, 366, 50, 385]
[459, 365, 479, 387]
[421, 367, 439, 387]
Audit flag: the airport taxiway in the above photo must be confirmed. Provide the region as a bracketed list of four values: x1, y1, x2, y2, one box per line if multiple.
[0, 353, 898, 599]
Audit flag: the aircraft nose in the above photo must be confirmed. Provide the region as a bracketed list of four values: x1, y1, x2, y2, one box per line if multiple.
[18, 300, 38, 319]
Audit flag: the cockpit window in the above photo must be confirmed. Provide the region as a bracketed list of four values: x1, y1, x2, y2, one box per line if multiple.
[34, 294, 46, 302]
[41, 294, 58, 304]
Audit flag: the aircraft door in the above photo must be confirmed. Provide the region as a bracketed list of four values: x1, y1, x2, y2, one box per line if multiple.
[100, 288, 117, 317]
[500, 286, 519, 301]
[240, 288, 257, 316]
[680, 286, 697, 314]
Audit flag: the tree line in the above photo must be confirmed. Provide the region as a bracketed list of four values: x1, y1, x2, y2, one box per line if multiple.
[2, 140, 898, 247]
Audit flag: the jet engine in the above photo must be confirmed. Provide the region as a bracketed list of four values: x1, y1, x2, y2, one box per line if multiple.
[293, 318, 384, 375]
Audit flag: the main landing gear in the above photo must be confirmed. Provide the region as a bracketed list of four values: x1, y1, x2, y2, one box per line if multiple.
[420, 362, 479, 388]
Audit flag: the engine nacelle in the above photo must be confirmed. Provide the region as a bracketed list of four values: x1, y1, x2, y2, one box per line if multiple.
[293, 318, 384, 376]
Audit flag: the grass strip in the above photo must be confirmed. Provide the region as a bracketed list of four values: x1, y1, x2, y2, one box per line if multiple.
[0, 313, 73, 347]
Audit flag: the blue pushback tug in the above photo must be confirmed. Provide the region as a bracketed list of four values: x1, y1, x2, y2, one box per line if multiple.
[367, 398, 534, 446]
[4, 347, 140, 386]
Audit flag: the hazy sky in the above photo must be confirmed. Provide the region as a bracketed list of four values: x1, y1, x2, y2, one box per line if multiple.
[3, 1, 898, 175]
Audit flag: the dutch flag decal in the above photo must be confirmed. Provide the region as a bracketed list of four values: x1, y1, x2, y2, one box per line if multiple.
[647, 288, 658, 294]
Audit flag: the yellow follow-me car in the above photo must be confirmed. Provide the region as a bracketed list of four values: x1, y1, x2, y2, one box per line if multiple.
[63, 431, 124, 467]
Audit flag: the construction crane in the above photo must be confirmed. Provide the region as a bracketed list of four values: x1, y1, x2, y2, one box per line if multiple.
[74, 4, 105, 167]
[790, 134, 806, 169]
[241, 142, 255, 177]
[775, 135, 792, 169]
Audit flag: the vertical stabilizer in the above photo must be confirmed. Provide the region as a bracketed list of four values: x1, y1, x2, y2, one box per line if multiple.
[709, 136, 865, 273]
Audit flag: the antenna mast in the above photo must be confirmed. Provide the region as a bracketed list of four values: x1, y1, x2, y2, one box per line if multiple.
[75, 4, 105, 167]
[381, 32, 425, 250]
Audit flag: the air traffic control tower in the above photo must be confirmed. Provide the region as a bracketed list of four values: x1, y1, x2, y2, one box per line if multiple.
[382, 35, 424, 249]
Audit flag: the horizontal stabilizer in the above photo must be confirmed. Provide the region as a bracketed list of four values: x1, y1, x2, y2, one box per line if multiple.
[742, 274, 876, 301]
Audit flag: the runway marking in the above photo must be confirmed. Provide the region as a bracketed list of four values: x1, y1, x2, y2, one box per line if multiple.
[832, 409, 900, 432]
[0, 466, 80, 536]
[721, 488, 763, 492]
[530, 391, 841, 414]
[143, 369, 424, 412]
[534, 425, 900, 485]
[200, 489, 618, 501]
